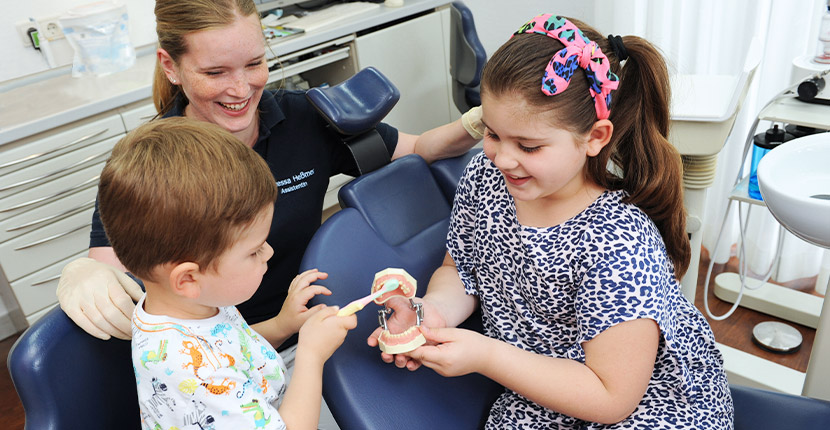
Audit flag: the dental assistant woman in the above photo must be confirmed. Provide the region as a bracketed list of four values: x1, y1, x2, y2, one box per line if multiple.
[56, 0, 482, 348]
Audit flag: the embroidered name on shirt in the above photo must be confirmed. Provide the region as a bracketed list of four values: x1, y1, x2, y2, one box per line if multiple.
[275, 169, 315, 194]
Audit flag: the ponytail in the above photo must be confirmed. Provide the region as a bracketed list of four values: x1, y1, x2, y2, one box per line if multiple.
[597, 35, 690, 278]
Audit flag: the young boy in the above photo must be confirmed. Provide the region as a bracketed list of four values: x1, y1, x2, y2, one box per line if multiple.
[98, 117, 356, 429]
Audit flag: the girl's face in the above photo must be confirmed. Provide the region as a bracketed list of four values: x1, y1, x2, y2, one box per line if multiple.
[481, 93, 601, 206]
[161, 14, 269, 140]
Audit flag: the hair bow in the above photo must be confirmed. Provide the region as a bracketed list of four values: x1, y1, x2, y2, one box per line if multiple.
[514, 14, 619, 119]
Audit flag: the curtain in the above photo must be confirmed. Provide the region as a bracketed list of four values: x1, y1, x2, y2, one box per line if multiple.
[595, 0, 829, 293]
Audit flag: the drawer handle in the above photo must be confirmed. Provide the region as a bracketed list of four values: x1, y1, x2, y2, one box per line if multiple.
[31, 273, 62, 286]
[0, 149, 110, 192]
[7, 199, 96, 232]
[14, 222, 91, 251]
[0, 128, 109, 170]
[0, 176, 99, 213]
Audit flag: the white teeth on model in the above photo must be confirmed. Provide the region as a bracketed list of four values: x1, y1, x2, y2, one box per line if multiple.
[387, 327, 416, 338]
[219, 100, 248, 111]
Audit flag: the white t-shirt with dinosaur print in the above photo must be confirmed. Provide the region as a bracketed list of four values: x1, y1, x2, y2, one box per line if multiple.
[132, 295, 288, 430]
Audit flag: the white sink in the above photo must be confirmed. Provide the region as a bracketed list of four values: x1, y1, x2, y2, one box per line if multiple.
[758, 132, 830, 248]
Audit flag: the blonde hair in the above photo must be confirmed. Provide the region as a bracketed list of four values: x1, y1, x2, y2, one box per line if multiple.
[152, 0, 259, 116]
[481, 17, 690, 278]
[98, 117, 278, 281]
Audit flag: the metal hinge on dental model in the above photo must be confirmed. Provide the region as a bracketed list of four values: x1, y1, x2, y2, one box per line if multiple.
[378, 299, 423, 330]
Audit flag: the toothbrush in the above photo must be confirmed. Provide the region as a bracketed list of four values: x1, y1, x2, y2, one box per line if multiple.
[337, 279, 400, 316]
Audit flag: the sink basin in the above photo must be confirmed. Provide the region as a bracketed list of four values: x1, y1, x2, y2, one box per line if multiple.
[758, 132, 830, 248]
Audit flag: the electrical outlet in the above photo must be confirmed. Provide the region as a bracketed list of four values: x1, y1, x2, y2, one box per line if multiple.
[39, 17, 64, 41]
[15, 17, 64, 48]
[15, 21, 37, 48]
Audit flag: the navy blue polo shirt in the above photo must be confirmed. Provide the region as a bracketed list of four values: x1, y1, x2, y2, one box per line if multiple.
[91, 89, 398, 328]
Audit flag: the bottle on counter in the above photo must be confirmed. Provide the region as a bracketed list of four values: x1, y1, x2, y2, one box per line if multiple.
[817, 1, 830, 63]
[748, 124, 795, 200]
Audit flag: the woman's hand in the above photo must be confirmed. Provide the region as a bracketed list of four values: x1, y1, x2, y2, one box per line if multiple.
[56, 257, 144, 340]
[366, 296, 447, 371]
[405, 326, 490, 377]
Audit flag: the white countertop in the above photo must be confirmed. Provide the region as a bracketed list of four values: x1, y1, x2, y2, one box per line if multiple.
[0, 0, 449, 146]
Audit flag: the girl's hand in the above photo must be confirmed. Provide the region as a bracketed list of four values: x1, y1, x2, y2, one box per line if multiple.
[297, 305, 357, 363]
[367, 296, 447, 371]
[274, 269, 332, 336]
[405, 326, 489, 377]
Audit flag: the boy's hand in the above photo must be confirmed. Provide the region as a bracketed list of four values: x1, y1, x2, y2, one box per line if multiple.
[404, 326, 488, 377]
[367, 296, 447, 371]
[297, 305, 357, 363]
[274, 269, 332, 336]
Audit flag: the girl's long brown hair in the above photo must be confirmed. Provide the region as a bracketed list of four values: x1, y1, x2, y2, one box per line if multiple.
[480, 17, 690, 278]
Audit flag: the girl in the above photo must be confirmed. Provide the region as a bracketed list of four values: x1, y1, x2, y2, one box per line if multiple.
[373, 14, 733, 429]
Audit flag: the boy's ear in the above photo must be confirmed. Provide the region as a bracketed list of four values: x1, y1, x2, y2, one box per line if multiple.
[169, 262, 202, 300]
[586, 119, 613, 157]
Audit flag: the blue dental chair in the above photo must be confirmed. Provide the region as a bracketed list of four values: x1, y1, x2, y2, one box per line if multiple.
[731, 384, 830, 429]
[449, 1, 487, 113]
[307, 66, 400, 175]
[300, 153, 503, 430]
[7, 306, 140, 430]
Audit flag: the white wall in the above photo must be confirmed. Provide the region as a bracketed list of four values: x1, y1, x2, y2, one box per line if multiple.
[466, 1, 595, 58]
[0, 0, 157, 83]
[0, 0, 594, 84]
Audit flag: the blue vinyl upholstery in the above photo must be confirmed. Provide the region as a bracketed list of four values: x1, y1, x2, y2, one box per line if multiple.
[428, 147, 481, 202]
[731, 384, 830, 430]
[301, 153, 502, 429]
[450, 1, 486, 113]
[7, 306, 140, 430]
[306, 66, 400, 136]
[306, 66, 401, 175]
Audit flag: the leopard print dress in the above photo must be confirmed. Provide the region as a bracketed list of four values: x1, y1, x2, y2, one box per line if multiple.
[447, 153, 733, 429]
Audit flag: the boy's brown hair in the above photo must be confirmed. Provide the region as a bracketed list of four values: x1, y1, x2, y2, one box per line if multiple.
[98, 117, 277, 281]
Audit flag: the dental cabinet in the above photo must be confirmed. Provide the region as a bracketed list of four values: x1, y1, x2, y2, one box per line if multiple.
[0, 106, 153, 329]
[0, 0, 456, 330]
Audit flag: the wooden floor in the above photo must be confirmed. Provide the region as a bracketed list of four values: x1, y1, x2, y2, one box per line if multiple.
[0, 248, 818, 429]
[0, 330, 23, 430]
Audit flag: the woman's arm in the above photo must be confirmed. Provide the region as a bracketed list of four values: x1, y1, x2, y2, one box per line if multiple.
[392, 107, 484, 163]
[88, 246, 129, 272]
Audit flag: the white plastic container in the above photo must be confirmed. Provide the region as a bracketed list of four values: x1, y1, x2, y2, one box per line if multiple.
[58, 1, 136, 77]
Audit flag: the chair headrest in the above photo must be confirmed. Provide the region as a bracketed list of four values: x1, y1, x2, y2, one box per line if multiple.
[338, 154, 450, 246]
[306, 67, 401, 136]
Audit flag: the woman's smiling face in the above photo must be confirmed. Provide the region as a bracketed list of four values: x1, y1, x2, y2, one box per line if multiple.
[163, 13, 269, 138]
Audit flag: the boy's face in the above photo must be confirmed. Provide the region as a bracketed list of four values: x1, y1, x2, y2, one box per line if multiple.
[197, 204, 274, 307]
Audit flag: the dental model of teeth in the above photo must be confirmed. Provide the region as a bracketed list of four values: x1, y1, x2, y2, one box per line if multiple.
[373, 268, 427, 355]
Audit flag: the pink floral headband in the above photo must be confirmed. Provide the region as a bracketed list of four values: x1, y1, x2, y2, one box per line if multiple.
[513, 14, 619, 119]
